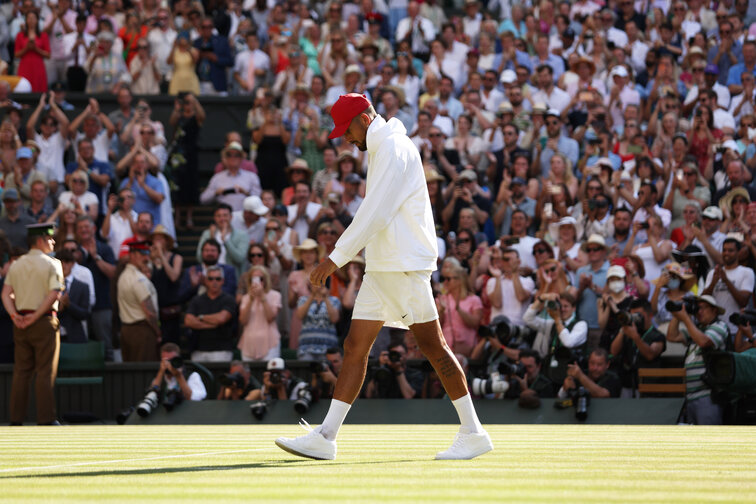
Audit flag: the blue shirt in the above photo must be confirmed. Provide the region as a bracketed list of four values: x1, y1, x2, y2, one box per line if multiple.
[538, 135, 579, 178]
[726, 63, 756, 87]
[575, 261, 609, 330]
[193, 35, 233, 92]
[81, 241, 116, 310]
[65, 159, 114, 215]
[530, 54, 565, 81]
[119, 174, 164, 225]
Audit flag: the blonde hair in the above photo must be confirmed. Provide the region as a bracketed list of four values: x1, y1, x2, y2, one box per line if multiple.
[247, 265, 272, 292]
[442, 257, 470, 298]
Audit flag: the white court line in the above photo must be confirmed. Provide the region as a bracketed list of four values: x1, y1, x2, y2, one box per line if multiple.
[0, 448, 269, 474]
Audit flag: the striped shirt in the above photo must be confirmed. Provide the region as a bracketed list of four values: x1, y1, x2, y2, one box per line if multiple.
[681, 320, 728, 401]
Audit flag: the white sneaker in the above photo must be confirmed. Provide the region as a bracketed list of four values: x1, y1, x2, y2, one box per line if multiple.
[435, 430, 493, 460]
[275, 419, 337, 460]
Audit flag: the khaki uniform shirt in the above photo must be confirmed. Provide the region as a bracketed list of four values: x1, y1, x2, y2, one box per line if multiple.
[117, 263, 158, 324]
[5, 249, 64, 311]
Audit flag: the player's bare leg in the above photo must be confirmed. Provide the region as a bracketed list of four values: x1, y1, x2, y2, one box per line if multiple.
[411, 319, 493, 460]
[275, 319, 384, 460]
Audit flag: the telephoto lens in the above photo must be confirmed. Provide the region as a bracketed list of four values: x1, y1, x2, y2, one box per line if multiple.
[137, 387, 160, 417]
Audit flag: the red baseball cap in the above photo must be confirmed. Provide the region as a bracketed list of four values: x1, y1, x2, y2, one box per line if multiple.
[329, 93, 371, 139]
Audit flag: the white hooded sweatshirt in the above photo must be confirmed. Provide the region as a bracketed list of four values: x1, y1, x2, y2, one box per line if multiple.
[329, 116, 439, 272]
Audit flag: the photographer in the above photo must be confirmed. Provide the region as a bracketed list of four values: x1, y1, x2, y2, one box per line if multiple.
[610, 298, 666, 397]
[558, 348, 621, 399]
[365, 342, 424, 399]
[247, 358, 308, 401]
[506, 349, 555, 399]
[216, 360, 259, 400]
[310, 347, 343, 400]
[734, 317, 756, 353]
[666, 295, 728, 424]
[149, 343, 207, 402]
[523, 291, 588, 385]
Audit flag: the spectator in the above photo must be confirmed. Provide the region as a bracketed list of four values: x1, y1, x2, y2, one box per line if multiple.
[58, 169, 99, 221]
[167, 31, 200, 95]
[118, 150, 165, 226]
[117, 240, 160, 362]
[233, 31, 270, 95]
[627, 215, 673, 299]
[129, 38, 161, 95]
[184, 265, 237, 362]
[200, 142, 262, 210]
[213, 131, 258, 174]
[295, 273, 341, 361]
[182, 238, 237, 299]
[534, 108, 579, 177]
[147, 7, 177, 89]
[231, 195, 269, 245]
[667, 295, 728, 424]
[65, 137, 114, 217]
[196, 204, 248, 278]
[703, 237, 754, 335]
[100, 189, 137, 256]
[282, 158, 314, 206]
[75, 216, 116, 358]
[194, 17, 233, 95]
[149, 225, 183, 345]
[85, 30, 130, 93]
[523, 291, 587, 385]
[169, 93, 205, 229]
[238, 265, 282, 361]
[0, 189, 34, 248]
[25, 180, 54, 224]
[436, 257, 483, 358]
[61, 15, 92, 92]
[3, 146, 47, 207]
[252, 105, 290, 196]
[148, 342, 207, 402]
[287, 180, 322, 241]
[57, 249, 91, 344]
[14, 11, 49, 92]
[365, 341, 425, 399]
[25, 93, 69, 191]
[486, 247, 534, 326]
[597, 264, 633, 350]
[576, 234, 610, 334]
[68, 99, 116, 164]
[558, 347, 622, 399]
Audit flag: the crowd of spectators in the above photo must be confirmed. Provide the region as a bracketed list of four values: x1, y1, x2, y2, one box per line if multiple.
[1, 0, 756, 423]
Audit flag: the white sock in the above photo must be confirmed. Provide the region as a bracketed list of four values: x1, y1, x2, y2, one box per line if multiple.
[452, 394, 483, 434]
[319, 399, 351, 441]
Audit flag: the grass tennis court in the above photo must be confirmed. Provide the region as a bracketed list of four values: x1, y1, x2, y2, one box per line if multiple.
[1, 424, 754, 503]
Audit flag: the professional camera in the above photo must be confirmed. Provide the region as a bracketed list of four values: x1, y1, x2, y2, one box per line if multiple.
[293, 384, 314, 414]
[730, 310, 756, 327]
[554, 385, 590, 420]
[470, 371, 510, 396]
[479, 315, 534, 349]
[545, 299, 560, 311]
[587, 199, 608, 211]
[163, 388, 184, 412]
[617, 311, 644, 327]
[169, 356, 184, 369]
[219, 372, 246, 389]
[269, 369, 282, 385]
[250, 400, 268, 420]
[309, 361, 330, 374]
[665, 298, 699, 316]
[388, 350, 402, 363]
[498, 361, 527, 378]
[552, 346, 587, 369]
[136, 385, 160, 417]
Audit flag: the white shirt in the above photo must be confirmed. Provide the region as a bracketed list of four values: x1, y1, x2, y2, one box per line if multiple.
[329, 116, 438, 271]
[62, 31, 96, 69]
[74, 130, 110, 163]
[231, 211, 266, 244]
[509, 235, 540, 271]
[164, 371, 207, 401]
[395, 16, 436, 54]
[287, 201, 322, 244]
[705, 265, 755, 334]
[523, 307, 588, 359]
[106, 210, 137, 257]
[34, 131, 66, 183]
[147, 27, 177, 78]
[531, 86, 571, 113]
[486, 274, 535, 325]
[232, 48, 271, 94]
[59, 191, 100, 217]
[71, 262, 96, 308]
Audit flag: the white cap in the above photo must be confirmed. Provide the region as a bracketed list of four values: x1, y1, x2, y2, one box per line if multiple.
[702, 206, 723, 220]
[500, 69, 517, 84]
[267, 357, 285, 371]
[243, 195, 269, 216]
[607, 265, 626, 279]
[610, 65, 629, 78]
[722, 139, 739, 152]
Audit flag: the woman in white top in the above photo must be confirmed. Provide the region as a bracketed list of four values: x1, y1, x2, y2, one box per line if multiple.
[445, 114, 485, 168]
[628, 215, 673, 299]
[58, 171, 99, 221]
[390, 52, 420, 114]
[26, 93, 69, 191]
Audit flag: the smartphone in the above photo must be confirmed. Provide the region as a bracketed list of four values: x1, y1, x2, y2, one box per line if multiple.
[544, 203, 553, 219]
[324, 276, 332, 290]
[266, 230, 276, 241]
[627, 145, 643, 154]
[252, 277, 262, 286]
[578, 91, 593, 102]
[676, 169, 684, 181]
[550, 185, 563, 195]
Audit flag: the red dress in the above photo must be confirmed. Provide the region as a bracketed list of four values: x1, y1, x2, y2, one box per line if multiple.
[14, 31, 49, 92]
[118, 26, 148, 66]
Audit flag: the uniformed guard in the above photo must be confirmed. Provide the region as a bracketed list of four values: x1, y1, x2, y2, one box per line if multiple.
[1, 223, 64, 425]
[117, 240, 160, 361]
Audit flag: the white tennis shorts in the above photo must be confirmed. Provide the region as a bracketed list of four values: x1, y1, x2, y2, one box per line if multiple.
[352, 270, 439, 329]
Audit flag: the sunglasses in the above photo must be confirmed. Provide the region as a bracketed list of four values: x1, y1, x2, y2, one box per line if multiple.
[249, 253, 264, 258]
[457, 238, 471, 244]
[265, 227, 280, 232]
[226, 152, 242, 158]
[319, 230, 338, 235]
[534, 248, 550, 254]
[72, 179, 86, 183]
[429, 133, 443, 137]
[207, 277, 223, 282]
[586, 247, 603, 253]
[545, 266, 557, 274]
[546, 120, 560, 126]
[441, 276, 457, 282]
[140, 130, 154, 134]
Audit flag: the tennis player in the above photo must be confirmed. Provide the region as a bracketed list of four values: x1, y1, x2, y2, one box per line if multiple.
[275, 94, 493, 460]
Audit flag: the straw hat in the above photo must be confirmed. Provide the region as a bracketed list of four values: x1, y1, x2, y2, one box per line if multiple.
[580, 233, 607, 253]
[719, 187, 751, 214]
[286, 158, 312, 177]
[382, 85, 406, 107]
[424, 167, 444, 183]
[149, 224, 175, 249]
[548, 216, 584, 244]
[698, 294, 726, 315]
[570, 55, 596, 75]
[293, 238, 324, 262]
[653, 262, 696, 291]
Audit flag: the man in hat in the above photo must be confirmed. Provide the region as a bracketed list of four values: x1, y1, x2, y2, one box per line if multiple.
[667, 295, 728, 424]
[276, 93, 492, 461]
[326, 64, 370, 109]
[576, 234, 610, 333]
[3, 146, 47, 205]
[607, 65, 640, 130]
[535, 108, 579, 177]
[2, 223, 64, 425]
[703, 237, 754, 334]
[200, 142, 261, 211]
[0, 189, 36, 248]
[683, 206, 726, 267]
[231, 195, 269, 244]
[493, 171, 536, 237]
[117, 240, 160, 362]
[713, 159, 756, 206]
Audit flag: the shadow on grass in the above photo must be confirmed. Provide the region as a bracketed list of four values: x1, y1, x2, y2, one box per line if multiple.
[1, 459, 415, 479]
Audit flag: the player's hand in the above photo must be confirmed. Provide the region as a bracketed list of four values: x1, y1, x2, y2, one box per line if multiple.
[310, 258, 337, 287]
